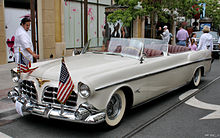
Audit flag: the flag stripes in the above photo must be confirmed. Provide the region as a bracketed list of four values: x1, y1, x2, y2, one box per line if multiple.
[57, 78, 74, 103]
[57, 60, 74, 104]
[17, 64, 29, 73]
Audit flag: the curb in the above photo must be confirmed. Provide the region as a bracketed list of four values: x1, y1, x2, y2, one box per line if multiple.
[0, 88, 12, 100]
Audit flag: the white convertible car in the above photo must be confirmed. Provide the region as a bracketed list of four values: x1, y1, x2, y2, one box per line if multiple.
[8, 38, 212, 127]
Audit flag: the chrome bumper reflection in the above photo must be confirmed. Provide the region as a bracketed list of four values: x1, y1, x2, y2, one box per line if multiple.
[8, 87, 106, 124]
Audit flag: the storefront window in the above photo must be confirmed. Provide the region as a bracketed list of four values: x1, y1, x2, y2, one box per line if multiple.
[64, 0, 110, 49]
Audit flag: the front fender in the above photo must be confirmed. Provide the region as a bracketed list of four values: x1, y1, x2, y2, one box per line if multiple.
[86, 84, 133, 110]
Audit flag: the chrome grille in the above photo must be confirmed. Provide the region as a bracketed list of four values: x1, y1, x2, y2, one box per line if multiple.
[20, 80, 37, 101]
[42, 87, 77, 107]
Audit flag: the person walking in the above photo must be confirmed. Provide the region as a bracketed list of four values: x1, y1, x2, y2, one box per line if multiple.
[176, 25, 189, 46]
[161, 26, 170, 43]
[157, 26, 163, 39]
[197, 26, 213, 63]
[191, 33, 197, 41]
[111, 23, 120, 38]
[197, 26, 213, 51]
[14, 17, 39, 63]
[188, 33, 197, 46]
[189, 39, 197, 51]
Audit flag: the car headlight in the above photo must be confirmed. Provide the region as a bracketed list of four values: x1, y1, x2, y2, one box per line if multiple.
[78, 82, 91, 98]
[11, 69, 20, 83]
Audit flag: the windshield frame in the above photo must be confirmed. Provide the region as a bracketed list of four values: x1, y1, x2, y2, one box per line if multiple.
[81, 37, 144, 60]
[81, 37, 167, 59]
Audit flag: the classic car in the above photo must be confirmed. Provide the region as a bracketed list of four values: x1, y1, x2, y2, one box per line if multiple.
[8, 38, 212, 127]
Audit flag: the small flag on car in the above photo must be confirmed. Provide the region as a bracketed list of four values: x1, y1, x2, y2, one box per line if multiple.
[17, 51, 31, 73]
[27, 66, 39, 75]
[57, 57, 74, 104]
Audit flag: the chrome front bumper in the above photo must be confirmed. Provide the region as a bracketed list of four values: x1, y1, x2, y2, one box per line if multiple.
[8, 87, 106, 124]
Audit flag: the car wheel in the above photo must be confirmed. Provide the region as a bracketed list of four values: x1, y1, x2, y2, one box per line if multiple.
[190, 68, 202, 87]
[105, 89, 126, 127]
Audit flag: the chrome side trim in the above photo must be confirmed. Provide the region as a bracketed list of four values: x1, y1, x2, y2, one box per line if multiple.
[95, 58, 211, 91]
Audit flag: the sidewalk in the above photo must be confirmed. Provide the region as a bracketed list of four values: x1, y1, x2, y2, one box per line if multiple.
[0, 63, 16, 115]
[0, 62, 16, 90]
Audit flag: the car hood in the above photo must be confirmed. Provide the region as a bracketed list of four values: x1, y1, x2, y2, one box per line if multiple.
[29, 54, 138, 82]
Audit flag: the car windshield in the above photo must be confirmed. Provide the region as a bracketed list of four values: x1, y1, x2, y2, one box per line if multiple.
[133, 38, 168, 53]
[81, 37, 168, 59]
[82, 37, 143, 59]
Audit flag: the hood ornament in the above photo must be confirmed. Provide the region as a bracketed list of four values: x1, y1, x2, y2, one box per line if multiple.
[36, 78, 50, 87]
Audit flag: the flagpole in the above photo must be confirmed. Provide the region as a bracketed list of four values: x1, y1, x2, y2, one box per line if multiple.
[18, 47, 22, 93]
[60, 104, 64, 115]
[19, 47, 21, 77]
[57, 54, 74, 115]
[62, 50, 65, 58]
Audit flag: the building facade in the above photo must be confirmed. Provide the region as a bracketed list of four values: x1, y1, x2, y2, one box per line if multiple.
[0, 0, 7, 64]
[0, 0, 112, 64]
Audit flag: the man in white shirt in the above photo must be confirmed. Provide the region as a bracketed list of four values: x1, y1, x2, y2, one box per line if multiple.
[161, 26, 170, 43]
[14, 17, 39, 63]
[197, 26, 214, 63]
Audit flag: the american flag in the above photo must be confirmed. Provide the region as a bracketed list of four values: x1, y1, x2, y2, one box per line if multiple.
[57, 59, 74, 104]
[17, 51, 31, 73]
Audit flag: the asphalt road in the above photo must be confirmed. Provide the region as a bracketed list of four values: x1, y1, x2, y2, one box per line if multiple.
[0, 60, 220, 138]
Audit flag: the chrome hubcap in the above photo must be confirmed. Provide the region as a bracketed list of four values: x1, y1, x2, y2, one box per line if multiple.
[107, 93, 122, 120]
[194, 70, 200, 84]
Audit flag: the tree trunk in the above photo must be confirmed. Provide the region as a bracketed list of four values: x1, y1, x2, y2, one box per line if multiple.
[171, 18, 176, 45]
[150, 12, 157, 38]
[150, 13, 154, 38]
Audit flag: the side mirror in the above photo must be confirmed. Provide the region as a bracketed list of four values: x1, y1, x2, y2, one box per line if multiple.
[72, 50, 75, 56]
[140, 56, 144, 64]
[72, 49, 81, 56]
[81, 39, 91, 54]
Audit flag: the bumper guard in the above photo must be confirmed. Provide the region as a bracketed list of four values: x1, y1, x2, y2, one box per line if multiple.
[8, 87, 106, 124]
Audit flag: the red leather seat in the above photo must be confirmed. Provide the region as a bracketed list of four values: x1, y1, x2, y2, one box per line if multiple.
[168, 45, 191, 53]
[143, 48, 163, 57]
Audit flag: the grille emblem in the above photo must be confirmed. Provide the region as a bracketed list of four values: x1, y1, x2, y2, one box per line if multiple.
[36, 78, 50, 87]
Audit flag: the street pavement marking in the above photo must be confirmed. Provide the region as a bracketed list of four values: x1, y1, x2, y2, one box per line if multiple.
[179, 89, 220, 120]
[0, 132, 12, 138]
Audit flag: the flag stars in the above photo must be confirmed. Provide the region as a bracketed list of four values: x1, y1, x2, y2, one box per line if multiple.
[60, 63, 69, 83]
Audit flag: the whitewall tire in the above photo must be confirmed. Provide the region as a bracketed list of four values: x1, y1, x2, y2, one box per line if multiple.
[191, 68, 202, 87]
[105, 89, 126, 127]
